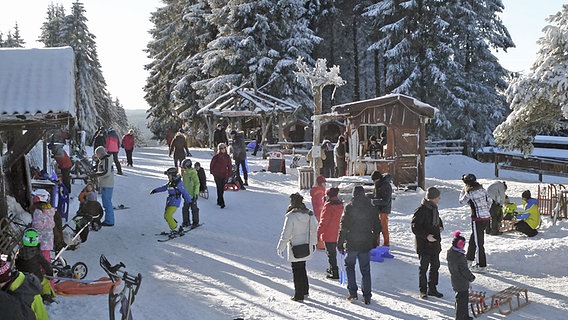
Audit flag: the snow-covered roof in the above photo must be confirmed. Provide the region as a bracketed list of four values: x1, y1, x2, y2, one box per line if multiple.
[196, 84, 299, 117]
[331, 93, 437, 118]
[0, 47, 76, 120]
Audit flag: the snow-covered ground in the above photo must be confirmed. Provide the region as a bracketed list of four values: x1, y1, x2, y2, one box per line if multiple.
[42, 147, 568, 319]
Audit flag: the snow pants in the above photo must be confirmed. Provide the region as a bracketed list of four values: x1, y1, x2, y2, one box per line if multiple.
[163, 205, 179, 230]
[291, 261, 309, 300]
[466, 220, 488, 267]
[377, 213, 390, 247]
[455, 290, 470, 320]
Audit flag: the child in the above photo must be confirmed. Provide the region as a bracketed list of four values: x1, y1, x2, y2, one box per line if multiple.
[30, 189, 56, 262]
[181, 159, 200, 228]
[516, 190, 540, 237]
[194, 162, 207, 194]
[15, 228, 56, 303]
[317, 187, 343, 279]
[310, 175, 326, 249]
[150, 167, 192, 236]
[447, 230, 476, 320]
[0, 257, 48, 320]
[78, 182, 95, 204]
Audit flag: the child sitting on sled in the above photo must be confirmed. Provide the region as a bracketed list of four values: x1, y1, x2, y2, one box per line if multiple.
[150, 168, 192, 234]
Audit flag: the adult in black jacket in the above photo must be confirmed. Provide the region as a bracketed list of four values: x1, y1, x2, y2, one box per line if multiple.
[337, 186, 381, 305]
[92, 127, 106, 153]
[230, 131, 248, 186]
[411, 187, 444, 299]
[372, 171, 393, 247]
[213, 123, 228, 148]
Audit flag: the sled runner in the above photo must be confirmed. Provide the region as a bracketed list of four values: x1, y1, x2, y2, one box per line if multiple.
[100, 254, 142, 320]
[469, 286, 529, 317]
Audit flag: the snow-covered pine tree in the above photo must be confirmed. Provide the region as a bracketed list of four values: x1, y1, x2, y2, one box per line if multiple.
[494, 4, 568, 155]
[38, 4, 66, 47]
[0, 23, 26, 48]
[365, 0, 513, 151]
[145, 0, 192, 140]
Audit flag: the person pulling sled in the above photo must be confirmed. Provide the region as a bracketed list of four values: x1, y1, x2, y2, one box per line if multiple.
[150, 168, 192, 237]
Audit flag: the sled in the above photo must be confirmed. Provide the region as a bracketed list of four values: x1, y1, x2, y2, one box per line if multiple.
[470, 286, 529, 317]
[54, 277, 119, 295]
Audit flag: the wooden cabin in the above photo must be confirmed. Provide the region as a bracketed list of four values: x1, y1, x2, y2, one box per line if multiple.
[331, 94, 436, 189]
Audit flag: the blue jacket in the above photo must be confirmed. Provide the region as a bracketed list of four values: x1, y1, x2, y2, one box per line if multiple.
[152, 177, 192, 207]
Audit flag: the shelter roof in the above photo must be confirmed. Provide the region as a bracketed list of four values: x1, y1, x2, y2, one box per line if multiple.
[195, 84, 299, 118]
[0, 47, 76, 124]
[331, 93, 437, 118]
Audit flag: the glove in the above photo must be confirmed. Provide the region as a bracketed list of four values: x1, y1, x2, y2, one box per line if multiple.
[277, 250, 285, 259]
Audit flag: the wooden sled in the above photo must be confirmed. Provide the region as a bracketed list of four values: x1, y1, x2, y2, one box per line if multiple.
[55, 277, 120, 295]
[469, 291, 490, 317]
[490, 286, 529, 315]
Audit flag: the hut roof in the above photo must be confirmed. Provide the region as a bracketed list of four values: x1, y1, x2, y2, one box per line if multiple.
[0, 47, 76, 124]
[196, 84, 299, 117]
[331, 93, 437, 119]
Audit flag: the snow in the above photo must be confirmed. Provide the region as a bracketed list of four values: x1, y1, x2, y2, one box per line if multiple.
[0, 47, 75, 116]
[40, 148, 568, 319]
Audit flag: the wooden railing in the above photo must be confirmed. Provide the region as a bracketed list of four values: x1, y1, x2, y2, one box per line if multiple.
[425, 139, 464, 155]
[494, 153, 568, 182]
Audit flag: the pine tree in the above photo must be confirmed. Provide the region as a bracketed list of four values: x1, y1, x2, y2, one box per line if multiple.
[39, 4, 67, 47]
[0, 23, 26, 48]
[494, 4, 568, 155]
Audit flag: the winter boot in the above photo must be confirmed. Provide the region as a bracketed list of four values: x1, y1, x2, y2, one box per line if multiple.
[427, 287, 444, 298]
[326, 267, 339, 279]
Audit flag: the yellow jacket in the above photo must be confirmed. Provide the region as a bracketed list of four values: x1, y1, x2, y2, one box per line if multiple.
[522, 198, 541, 230]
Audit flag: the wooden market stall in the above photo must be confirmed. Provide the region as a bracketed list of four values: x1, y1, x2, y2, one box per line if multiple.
[331, 94, 436, 189]
[195, 82, 300, 157]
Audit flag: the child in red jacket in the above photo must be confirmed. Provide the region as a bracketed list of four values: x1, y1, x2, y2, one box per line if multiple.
[310, 175, 326, 249]
[317, 187, 344, 279]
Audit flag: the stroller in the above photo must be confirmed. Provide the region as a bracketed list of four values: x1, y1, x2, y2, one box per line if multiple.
[224, 164, 245, 191]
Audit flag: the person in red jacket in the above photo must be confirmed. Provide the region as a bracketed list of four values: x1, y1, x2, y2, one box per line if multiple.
[310, 175, 326, 249]
[49, 143, 72, 193]
[121, 129, 135, 167]
[105, 128, 122, 175]
[210, 143, 232, 209]
[317, 187, 344, 279]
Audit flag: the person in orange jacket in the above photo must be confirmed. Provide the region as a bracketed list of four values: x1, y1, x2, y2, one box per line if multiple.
[317, 187, 344, 279]
[310, 175, 326, 249]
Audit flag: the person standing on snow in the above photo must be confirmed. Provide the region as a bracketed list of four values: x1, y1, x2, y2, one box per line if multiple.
[169, 129, 190, 168]
[447, 230, 476, 320]
[317, 187, 343, 280]
[213, 123, 228, 149]
[121, 129, 135, 167]
[252, 127, 262, 156]
[150, 168, 192, 235]
[0, 259, 48, 320]
[459, 173, 492, 273]
[372, 170, 393, 247]
[229, 130, 248, 186]
[411, 187, 444, 299]
[29, 190, 55, 262]
[48, 143, 72, 193]
[334, 136, 347, 178]
[94, 146, 115, 227]
[92, 127, 106, 154]
[485, 181, 507, 235]
[210, 143, 232, 208]
[337, 186, 381, 305]
[194, 162, 207, 194]
[181, 159, 200, 228]
[105, 128, 122, 175]
[276, 193, 318, 302]
[310, 175, 326, 250]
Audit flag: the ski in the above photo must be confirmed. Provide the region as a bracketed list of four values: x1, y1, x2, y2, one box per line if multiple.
[184, 223, 203, 232]
[157, 231, 186, 242]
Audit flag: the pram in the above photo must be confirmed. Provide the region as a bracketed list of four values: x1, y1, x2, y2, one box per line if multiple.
[224, 165, 245, 191]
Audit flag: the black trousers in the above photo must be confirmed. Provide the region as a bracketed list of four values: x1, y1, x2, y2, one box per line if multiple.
[324, 242, 338, 270]
[60, 167, 71, 193]
[418, 253, 440, 292]
[466, 220, 488, 267]
[515, 220, 538, 237]
[182, 197, 199, 226]
[234, 159, 248, 182]
[291, 261, 308, 299]
[214, 176, 226, 206]
[110, 152, 122, 174]
[455, 290, 470, 320]
[125, 149, 133, 166]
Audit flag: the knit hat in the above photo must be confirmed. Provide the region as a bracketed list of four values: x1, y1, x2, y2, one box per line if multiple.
[326, 187, 339, 198]
[352, 185, 365, 197]
[0, 260, 12, 283]
[426, 187, 441, 200]
[522, 190, 531, 199]
[289, 193, 304, 208]
[316, 175, 326, 185]
[86, 192, 97, 202]
[452, 230, 466, 250]
[95, 146, 107, 157]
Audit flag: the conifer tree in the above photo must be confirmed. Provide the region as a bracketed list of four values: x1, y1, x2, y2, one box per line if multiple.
[38, 3, 66, 47]
[494, 4, 568, 154]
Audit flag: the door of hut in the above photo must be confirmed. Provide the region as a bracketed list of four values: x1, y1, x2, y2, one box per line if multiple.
[392, 127, 420, 187]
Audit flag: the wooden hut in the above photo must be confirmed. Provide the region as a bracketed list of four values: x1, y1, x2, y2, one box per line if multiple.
[0, 47, 76, 218]
[331, 94, 436, 189]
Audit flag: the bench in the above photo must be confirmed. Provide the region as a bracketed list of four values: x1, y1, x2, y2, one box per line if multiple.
[490, 286, 529, 315]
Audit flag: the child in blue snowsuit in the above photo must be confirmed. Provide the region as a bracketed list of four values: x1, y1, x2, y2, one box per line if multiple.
[150, 168, 192, 233]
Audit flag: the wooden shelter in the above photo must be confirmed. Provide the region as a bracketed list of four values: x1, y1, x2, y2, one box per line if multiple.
[196, 83, 300, 154]
[0, 47, 76, 218]
[331, 94, 436, 189]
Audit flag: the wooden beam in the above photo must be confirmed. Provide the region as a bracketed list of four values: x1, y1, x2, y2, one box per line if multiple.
[3, 130, 43, 170]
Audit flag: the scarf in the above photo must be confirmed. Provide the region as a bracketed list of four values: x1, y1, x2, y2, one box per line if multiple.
[421, 198, 440, 227]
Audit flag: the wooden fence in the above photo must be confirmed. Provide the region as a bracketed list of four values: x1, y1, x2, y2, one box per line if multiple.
[494, 153, 568, 182]
[425, 139, 464, 155]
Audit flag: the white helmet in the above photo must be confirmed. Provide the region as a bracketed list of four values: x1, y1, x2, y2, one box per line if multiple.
[32, 189, 50, 203]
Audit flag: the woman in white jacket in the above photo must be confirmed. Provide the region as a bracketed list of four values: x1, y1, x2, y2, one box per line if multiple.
[277, 193, 319, 302]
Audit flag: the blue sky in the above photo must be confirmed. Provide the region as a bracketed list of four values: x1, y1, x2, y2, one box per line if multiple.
[0, 0, 566, 110]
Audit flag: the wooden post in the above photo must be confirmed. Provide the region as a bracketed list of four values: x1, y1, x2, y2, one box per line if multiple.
[494, 153, 500, 178]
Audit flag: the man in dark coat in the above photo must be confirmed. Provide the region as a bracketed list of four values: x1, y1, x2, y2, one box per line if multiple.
[411, 187, 444, 299]
[230, 130, 248, 186]
[252, 127, 262, 156]
[337, 186, 381, 305]
[169, 130, 190, 168]
[213, 123, 228, 149]
[92, 127, 106, 153]
[372, 171, 393, 247]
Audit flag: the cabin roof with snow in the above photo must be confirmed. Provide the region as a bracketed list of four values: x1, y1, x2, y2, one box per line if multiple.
[0, 46, 76, 124]
[195, 84, 299, 117]
[332, 93, 437, 119]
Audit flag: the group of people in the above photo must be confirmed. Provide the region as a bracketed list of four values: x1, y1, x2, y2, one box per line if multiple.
[306, 136, 348, 179]
[93, 127, 136, 174]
